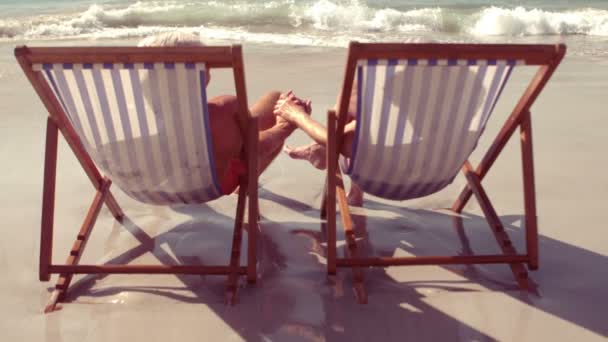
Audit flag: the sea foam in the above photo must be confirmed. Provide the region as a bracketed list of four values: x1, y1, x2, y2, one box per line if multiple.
[470, 6, 608, 36]
[1, 0, 607, 43]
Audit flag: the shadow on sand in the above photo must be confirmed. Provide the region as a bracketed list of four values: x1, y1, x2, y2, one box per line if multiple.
[50, 189, 608, 341]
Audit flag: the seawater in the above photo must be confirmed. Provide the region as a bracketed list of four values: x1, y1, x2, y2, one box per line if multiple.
[2, 0, 608, 55]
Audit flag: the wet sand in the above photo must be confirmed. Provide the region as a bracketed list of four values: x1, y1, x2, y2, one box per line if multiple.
[0, 40, 607, 341]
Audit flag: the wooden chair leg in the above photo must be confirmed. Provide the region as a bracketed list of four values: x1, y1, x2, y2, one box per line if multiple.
[40, 117, 58, 282]
[247, 182, 258, 284]
[44, 290, 62, 314]
[320, 177, 328, 219]
[462, 162, 532, 290]
[246, 115, 259, 284]
[104, 193, 124, 222]
[226, 183, 247, 305]
[520, 112, 539, 270]
[44, 178, 112, 313]
[336, 177, 367, 304]
[326, 111, 338, 275]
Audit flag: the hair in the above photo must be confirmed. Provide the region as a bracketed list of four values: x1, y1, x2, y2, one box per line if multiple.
[137, 31, 204, 47]
[138, 31, 211, 86]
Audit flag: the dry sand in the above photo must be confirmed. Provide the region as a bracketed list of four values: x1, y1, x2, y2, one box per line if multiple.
[0, 40, 607, 341]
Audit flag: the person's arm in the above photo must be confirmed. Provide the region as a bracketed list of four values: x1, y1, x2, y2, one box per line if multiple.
[293, 115, 356, 158]
[292, 113, 329, 147]
[274, 92, 328, 144]
[258, 122, 295, 158]
[274, 93, 356, 158]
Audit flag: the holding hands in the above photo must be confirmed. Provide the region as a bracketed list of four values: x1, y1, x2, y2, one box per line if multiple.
[273, 90, 312, 127]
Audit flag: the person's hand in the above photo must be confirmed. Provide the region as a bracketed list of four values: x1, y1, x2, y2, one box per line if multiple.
[297, 95, 312, 115]
[274, 90, 312, 126]
[278, 91, 312, 113]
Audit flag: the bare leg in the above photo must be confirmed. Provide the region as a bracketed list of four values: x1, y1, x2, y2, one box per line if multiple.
[274, 95, 357, 158]
[275, 93, 364, 205]
[283, 143, 327, 170]
[347, 183, 363, 207]
[250, 91, 295, 175]
[283, 142, 363, 206]
[250, 90, 281, 131]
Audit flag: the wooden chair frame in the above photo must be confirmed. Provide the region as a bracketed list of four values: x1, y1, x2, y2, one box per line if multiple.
[322, 42, 566, 303]
[15, 45, 260, 312]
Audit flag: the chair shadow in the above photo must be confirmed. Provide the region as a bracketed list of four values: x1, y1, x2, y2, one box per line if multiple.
[54, 200, 497, 341]
[58, 203, 294, 341]
[54, 190, 608, 340]
[331, 197, 608, 338]
[259, 187, 317, 214]
[249, 189, 608, 338]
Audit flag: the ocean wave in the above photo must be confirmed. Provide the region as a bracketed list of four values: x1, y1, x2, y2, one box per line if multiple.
[469, 6, 608, 36]
[298, 1, 450, 33]
[1, 0, 608, 42]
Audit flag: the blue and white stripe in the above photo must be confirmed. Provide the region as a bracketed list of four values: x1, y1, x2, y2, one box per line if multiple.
[36, 62, 222, 205]
[343, 58, 518, 200]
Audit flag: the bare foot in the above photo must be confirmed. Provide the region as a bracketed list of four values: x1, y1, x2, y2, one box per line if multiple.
[347, 183, 364, 207]
[283, 143, 327, 170]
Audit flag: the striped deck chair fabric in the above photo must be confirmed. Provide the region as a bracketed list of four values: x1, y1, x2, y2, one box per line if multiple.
[37, 62, 222, 205]
[343, 58, 520, 200]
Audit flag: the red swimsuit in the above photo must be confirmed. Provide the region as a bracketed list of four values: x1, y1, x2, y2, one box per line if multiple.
[219, 158, 247, 195]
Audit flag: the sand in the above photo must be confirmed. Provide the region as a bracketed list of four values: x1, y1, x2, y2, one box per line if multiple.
[0, 39, 607, 341]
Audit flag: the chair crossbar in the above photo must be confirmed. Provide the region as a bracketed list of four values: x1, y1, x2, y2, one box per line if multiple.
[34, 62, 208, 71]
[356, 58, 525, 67]
[49, 265, 248, 275]
[16, 46, 237, 67]
[336, 254, 529, 267]
[350, 42, 564, 65]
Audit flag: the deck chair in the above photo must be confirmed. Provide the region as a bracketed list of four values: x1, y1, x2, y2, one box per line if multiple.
[15, 45, 259, 312]
[322, 42, 565, 303]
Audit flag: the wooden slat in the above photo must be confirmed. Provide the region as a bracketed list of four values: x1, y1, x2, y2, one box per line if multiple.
[326, 110, 338, 275]
[336, 177, 354, 235]
[334, 43, 359, 167]
[246, 116, 259, 284]
[320, 178, 328, 219]
[50, 265, 247, 275]
[226, 181, 247, 305]
[337, 254, 529, 267]
[335, 174, 367, 304]
[354, 42, 565, 65]
[231, 45, 251, 132]
[520, 111, 539, 270]
[40, 117, 58, 282]
[15, 46, 235, 67]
